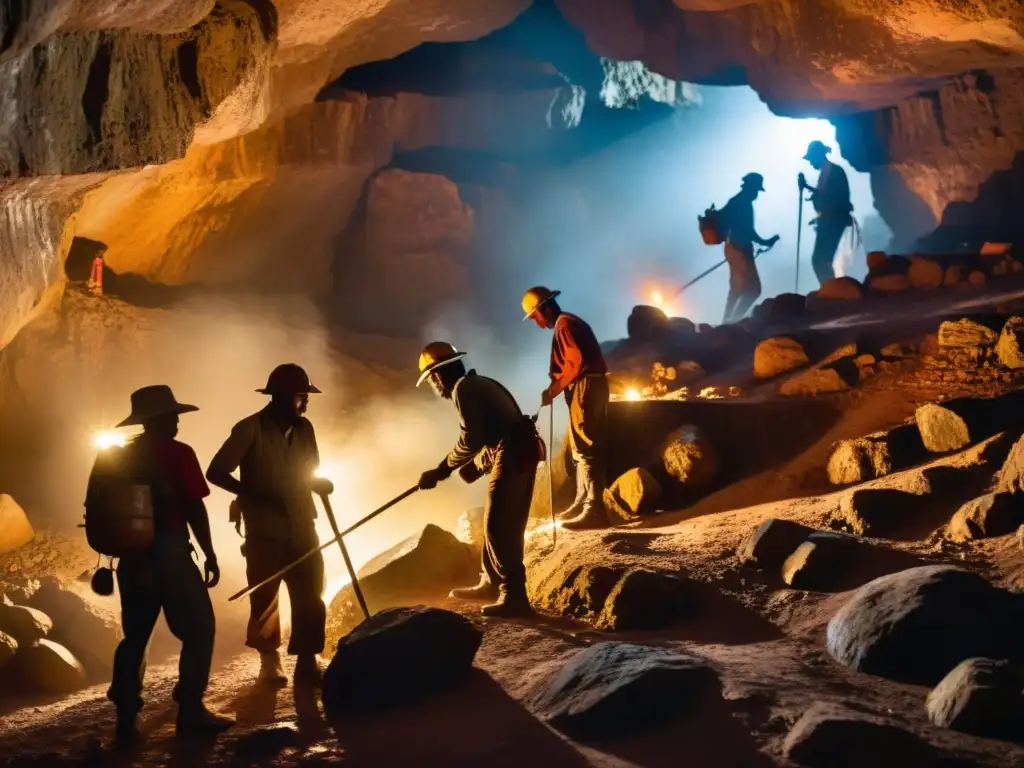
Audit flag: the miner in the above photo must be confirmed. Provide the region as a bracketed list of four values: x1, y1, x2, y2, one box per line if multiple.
[206, 364, 333, 687]
[718, 173, 780, 323]
[800, 140, 853, 285]
[523, 286, 611, 530]
[90, 385, 233, 743]
[416, 342, 542, 617]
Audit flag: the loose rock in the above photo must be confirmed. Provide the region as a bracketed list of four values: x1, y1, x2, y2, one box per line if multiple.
[782, 533, 920, 592]
[969, 270, 987, 287]
[866, 251, 887, 270]
[867, 273, 910, 293]
[826, 424, 925, 485]
[837, 488, 925, 537]
[660, 425, 717, 490]
[603, 468, 662, 522]
[595, 568, 689, 631]
[944, 264, 964, 287]
[783, 701, 936, 766]
[0, 603, 52, 645]
[627, 305, 670, 341]
[916, 394, 1024, 453]
[0, 495, 34, 555]
[996, 316, 1024, 369]
[737, 518, 815, 572]
[908, 257, 944, 289]
[779, 367, 851, 397]
[15, 639, 87, 695]
[753, 336, 808, 379]
[533, 642, 719, 740]
[938, 318, 997, 348]
[826, 565, 1024, 684]
[947, 492, 1024, 542]
[926, 657, 1024, 739]
[816, 277, 864, 301]
[547, 565, 623, 620]
[322, 606, 481, 715]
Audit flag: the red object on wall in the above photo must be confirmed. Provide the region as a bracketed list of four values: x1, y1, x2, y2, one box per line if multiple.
[89, 256, 104, 295]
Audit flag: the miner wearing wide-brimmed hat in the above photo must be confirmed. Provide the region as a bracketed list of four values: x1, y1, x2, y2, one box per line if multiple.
[88, 385, 233, 744]
[416, 342, 543, 617]
[206, 364, 333, 687]
[717, 173, 780, 324]
[799, 140, 854, 285]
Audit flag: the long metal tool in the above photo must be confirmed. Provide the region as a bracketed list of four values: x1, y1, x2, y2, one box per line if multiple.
[227, 485, 419, 603]
[319, 492, 370, 620]
[670, 244, 773, 300]
[795, 179, 805, 293]
[548, 404, 556, 549]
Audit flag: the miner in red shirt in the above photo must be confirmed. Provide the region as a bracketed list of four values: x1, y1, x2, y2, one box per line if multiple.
[523, 286, 611, 530]
[88, 385, 233, 744]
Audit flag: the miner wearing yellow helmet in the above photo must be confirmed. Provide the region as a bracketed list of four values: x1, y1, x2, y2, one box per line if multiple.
[416, 341, 543, 618]
[522, 286, 610, 530]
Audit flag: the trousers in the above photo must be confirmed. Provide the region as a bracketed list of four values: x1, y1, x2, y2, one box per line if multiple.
[811, 217, 851, 285]
[108, 532, 214, 713]
[244, 533, 326, 655]
[722, 242, 761, 323]
[481, 442, 538, 594]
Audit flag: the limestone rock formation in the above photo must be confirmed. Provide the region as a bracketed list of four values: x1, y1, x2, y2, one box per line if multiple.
[533, 642, 719, 740]
[753, 337, 808, 379]
[926, 658, 1024, 739]
[779, 367, 850, 397]
[938, 319, 998, 349]
[947, 492, 1024, 543]
[0, 495, 34, 555]
[916, 393, 1024, 454]
[996, 316, 1024, 369]
[322, 606, 482, 716]
[826, 425, 925, 485]
[826, 566, 1024, 685]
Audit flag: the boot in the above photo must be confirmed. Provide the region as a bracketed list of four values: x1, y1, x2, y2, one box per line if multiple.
[294, 654, 323, 687]
[557, 465, 587, 522]
[114, 711, 141, 748]
[176, 704, 234, 737]
[561, 462, 610, 531]
[481, 586, 533, 618]
[450, 578, 499, 601]
[257, 651, 288, 687]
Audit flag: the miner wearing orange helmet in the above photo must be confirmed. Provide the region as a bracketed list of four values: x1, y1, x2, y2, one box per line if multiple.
[207, 363, 333, 687]
[523, 287, 611, 530]
[416, 342, 543, 618]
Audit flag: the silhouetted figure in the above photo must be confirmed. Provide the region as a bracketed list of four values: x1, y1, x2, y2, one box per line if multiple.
[88, 248, 106, 296]
[719, 173, 780, 323]
[799, 140, 853, 285]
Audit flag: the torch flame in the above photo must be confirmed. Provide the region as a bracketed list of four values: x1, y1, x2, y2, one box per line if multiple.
[625, 389, 641, 401]
[93, 430, 127, 450]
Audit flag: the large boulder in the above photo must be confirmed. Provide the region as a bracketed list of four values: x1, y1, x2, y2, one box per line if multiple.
[996, 316, 1024, 369]
[736, 518, 815, 572]
[603, 468, 662, 523]
[0, 603, 52, 645]
[660, 425, 717, 490]
[545, 565, 624, 621]
[826, 425, 926, 485]
[907, 257, 944, 290]
[322, 606, 481, 716]
[626, 305, 670, 341]
[779, 367, 851, 397]
[915, 404, 969, 453]
[15, 639, 87, 695]
[946, 492, 1024, 542]
[826, 566, 1024, 685]
[914, 394, 1024, 453]
[925, 657, 1024, 739]
[753, 337, 808, 379]
[325, 524, 480, 647]
[0, 495, 34, 555]
[0, 630, 16, 671]
[783, 702, 936, 767]
[837, 488, 926, 537]
[27, 578, 121, 683]
[594, 569, 689, 631]
[532, 642, 719, 740]
[937, 318, 998, 348]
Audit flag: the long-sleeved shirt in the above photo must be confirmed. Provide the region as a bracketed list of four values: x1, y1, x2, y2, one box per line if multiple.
[811, 160, 853, 219]
[207, 406, 320, 541]
[719, 193, 767, 251]
[443, 370, 524, 470]
[549, 312, 607, 394]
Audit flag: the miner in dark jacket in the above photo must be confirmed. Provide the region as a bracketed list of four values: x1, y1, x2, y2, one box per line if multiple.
[523, 286, 615, 530]
[206, 364, 334, 687]
[800, 140, 854, 285]
[717, 173, 780, 323]
[89, 385, 233, 744]
[416, 342, 542, 618]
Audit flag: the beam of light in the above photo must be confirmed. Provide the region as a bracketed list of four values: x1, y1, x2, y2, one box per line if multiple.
[625, 388, 641, 401]
[651, 291, 664, 307]
[93, 430, 128, 450]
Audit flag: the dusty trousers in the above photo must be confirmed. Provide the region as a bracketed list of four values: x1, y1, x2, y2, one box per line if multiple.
[244, 533, 326, 655]
[722, 242, 761, 323]
[108, 532, 214, 714]
[481, 442, 538, 595]
[811, 218, 850, 285]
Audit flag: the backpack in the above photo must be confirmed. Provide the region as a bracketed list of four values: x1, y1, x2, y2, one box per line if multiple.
[83, 444, 157, 557]
[698, 204, 724, 245]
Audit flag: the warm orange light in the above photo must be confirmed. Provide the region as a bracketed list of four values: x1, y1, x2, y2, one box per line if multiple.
[651, 291, 664, 308]
[93, 430, 127, 450]
[625, 389, 641, 401]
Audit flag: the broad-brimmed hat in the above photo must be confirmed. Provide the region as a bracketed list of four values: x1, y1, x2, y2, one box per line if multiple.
[741, 172, 765, 192]
[257, 363, 321, 396]
[804, 140, 831, 161]
[116, 385, 198, 428]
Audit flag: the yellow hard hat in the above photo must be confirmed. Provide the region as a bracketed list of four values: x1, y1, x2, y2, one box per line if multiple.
[521, 286, 561, 321]
[416, 341, 467, 387]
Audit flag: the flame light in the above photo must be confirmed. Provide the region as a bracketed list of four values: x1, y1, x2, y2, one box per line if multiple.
[93, 430, 128, 450]
[651, 291, 664, 308]
[625, 389, 642, 401]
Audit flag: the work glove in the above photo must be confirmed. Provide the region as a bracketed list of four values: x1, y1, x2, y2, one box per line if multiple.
[418, 466, 450, 490]
[204, 557, 221, 589]
[310, 477, 335, 496]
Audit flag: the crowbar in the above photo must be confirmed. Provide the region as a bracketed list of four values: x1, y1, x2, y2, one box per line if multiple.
[670, 242, 774, 300]
[320, 492, 370, 620]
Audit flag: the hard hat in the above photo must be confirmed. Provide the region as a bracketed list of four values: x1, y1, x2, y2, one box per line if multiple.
[521, 286, 561, 321]
[91, 567, 114, 597]
[257, 364, 321, 395]
[803, 140, 831, 161]
[417, 341, 467, 387]
[741, 173, 765, 192]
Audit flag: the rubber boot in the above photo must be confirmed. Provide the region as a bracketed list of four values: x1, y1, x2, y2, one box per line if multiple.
[557, 465, 586, 522]
[114, 710, 141, 748]
[257, 651, 288, 687]
[450, 577, 499, 602]
[561, 461, 611, 531]
[294, 654, 324, 687]
[481, 585, 533, 618]
[176, 703, 234, 737]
